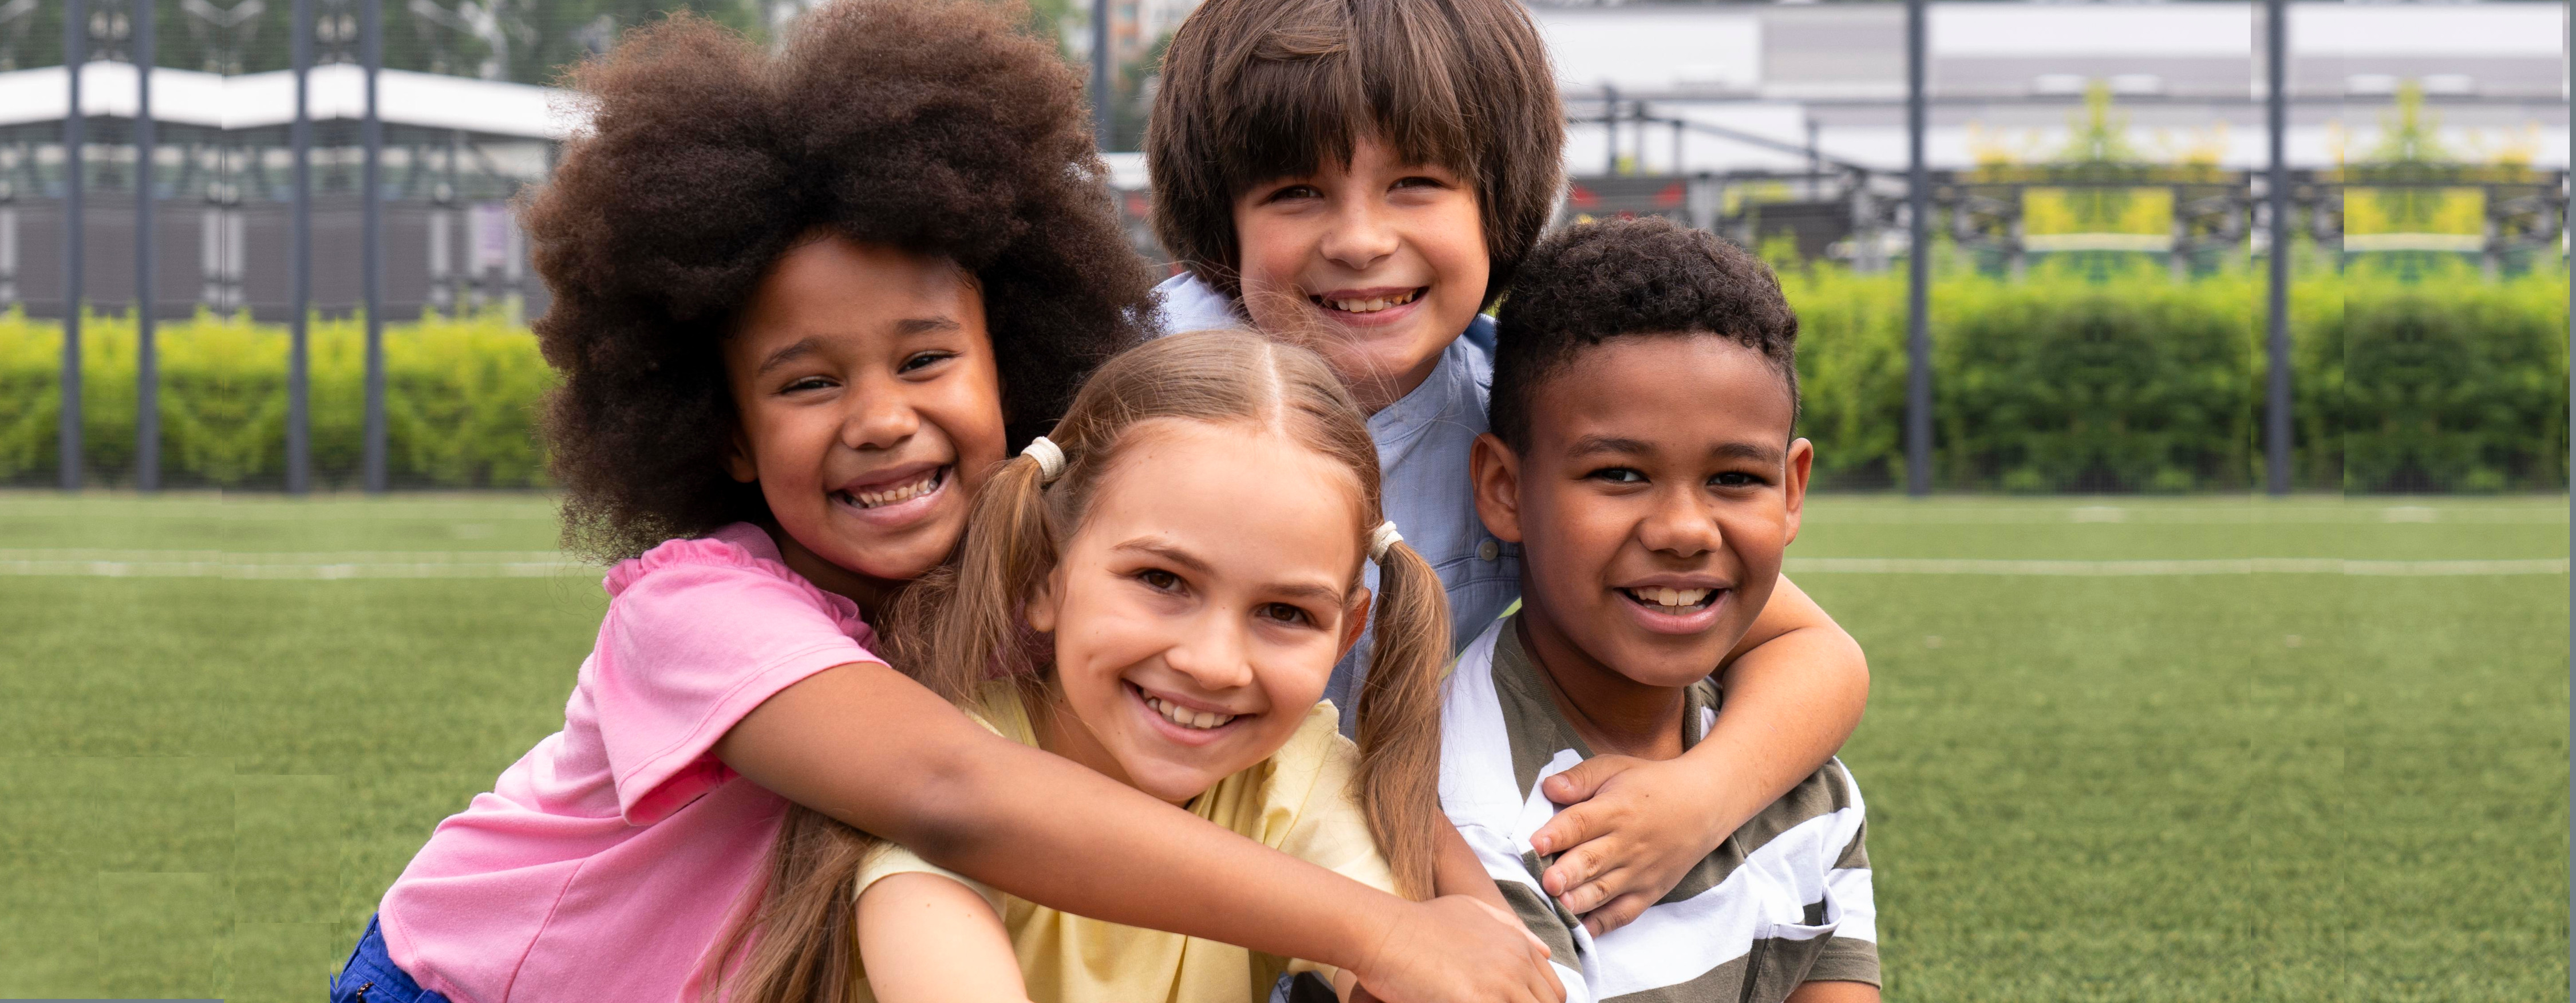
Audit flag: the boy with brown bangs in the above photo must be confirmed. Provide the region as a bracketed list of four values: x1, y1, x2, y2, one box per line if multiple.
[1449, 217, 1878, 1003]
[1147, 0, 1872, 943]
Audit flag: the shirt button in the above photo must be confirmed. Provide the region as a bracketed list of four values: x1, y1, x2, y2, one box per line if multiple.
[1477, 539, 1500, 562]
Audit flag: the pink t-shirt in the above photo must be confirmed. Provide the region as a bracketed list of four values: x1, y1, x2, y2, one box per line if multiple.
[378, 523, 884, 1003]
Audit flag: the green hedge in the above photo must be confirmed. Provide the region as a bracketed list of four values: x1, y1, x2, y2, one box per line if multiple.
[4, 258, 2566, 492]
[1785, 258, 2568, 492]
[0, 309, 553, 488]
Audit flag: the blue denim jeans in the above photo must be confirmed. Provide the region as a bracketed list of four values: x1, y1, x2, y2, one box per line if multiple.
[331, 915, 451, 1003]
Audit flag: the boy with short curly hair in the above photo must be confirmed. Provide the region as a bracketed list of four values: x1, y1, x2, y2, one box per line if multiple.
[1146, 0, 1872, 939]
[1454, 216, 1879, 1003]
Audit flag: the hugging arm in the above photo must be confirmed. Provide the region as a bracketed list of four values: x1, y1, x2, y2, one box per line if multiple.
[717, 662, 1563, 1003]
[856, 872, 1029, 1003]
[1527, 575, 1868, 934]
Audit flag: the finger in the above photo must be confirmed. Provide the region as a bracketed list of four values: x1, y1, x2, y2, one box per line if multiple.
[1529, 801, 1609, 860]
[1537, 756, 1631, 805]
[1555, 872, 1625, 916]
[1539, 838, 1617, 898]
[1532, 941, 1566, 1003]
[1578, 891, 1656, 938]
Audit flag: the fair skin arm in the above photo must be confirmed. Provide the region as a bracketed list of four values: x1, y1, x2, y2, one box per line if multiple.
[1529, 579, 1869, 935]
[1786, 981, 1880, 1003]
[855, 873, 1032, 1003]
[717, 664, 1563, 1003]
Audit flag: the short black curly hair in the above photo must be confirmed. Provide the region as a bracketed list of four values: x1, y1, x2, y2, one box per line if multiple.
[1488, 216, 1799, 453]
[526, 0, 1153, 560]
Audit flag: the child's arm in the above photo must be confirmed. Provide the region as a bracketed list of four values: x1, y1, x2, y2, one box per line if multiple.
[1432, 822, 1514, 914]
[856, 872, 1030, 1003]
[717, 662, 1563, 1003]
[1785, 981, 1880, 1003]
[1525, 574, 1867, 935]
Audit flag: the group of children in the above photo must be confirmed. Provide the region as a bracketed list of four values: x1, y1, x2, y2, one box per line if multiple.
[329, 1, 1877, 1001]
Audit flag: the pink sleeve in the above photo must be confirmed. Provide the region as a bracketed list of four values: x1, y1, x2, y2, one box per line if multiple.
[594, 539, 886, 824]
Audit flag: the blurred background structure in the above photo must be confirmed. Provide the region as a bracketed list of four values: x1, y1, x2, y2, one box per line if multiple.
[1, 0, 2568, 496]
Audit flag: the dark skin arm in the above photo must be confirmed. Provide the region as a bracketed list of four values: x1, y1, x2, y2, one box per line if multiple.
[717, 662, 1562, 1003]
[1528, 576, 1868, 934]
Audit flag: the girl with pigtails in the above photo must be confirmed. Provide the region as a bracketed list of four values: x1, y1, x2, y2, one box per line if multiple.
[720, 329, 1527, 1003]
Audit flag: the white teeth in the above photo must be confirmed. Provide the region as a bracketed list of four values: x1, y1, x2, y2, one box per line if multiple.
[1630, 587, 1713, 611]
[844, 468, 942, 509]
[1144, 694, 1236, 730]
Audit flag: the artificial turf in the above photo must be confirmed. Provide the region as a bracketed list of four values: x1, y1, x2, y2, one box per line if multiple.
[0, 492, 2564, 1001]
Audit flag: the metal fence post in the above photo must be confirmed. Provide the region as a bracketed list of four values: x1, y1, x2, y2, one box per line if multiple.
[363, 0, 386, 492]
[2263, 0, 2293, 496]
[136, 0, 159, 492]
[288, 0, 312, 494]
[1904, 0, 1931, 496]
[1091, 0, 1111, 149]
[61, 0, 85, 492]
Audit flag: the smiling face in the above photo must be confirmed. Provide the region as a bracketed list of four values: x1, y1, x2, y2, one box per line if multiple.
[1025, 418, 1370, 805]
[722, 235, 1008, 609]
[1472, 335, 1811, 690]
[1230, 135, 1489, 413]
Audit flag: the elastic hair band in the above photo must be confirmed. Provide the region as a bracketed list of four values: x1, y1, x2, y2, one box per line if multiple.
[1367, 521, 1404, 565]
[1021, 436, 1067, 484]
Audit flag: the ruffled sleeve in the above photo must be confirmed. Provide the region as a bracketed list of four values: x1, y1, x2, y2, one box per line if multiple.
[592, 526, 884, 824]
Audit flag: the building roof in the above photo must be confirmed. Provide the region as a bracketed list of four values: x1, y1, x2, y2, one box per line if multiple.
[0, 62, 579, 139]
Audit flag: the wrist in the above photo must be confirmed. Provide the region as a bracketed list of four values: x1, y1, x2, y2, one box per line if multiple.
[1329, 891, 1413, 980]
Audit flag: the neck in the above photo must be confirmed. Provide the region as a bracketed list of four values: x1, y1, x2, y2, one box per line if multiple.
[1513, 610, 1689, 762]
[1031, 680, 1195, 807]
[762, 522, 900, 613]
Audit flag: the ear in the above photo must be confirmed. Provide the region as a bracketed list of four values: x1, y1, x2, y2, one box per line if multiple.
[1782, 437, 1815, 545]
[1025, 563, 1064, 634]
[725, 424, 760, 484]
[1469, 433, 1526, 544]
[1337, 587, 1374, 664]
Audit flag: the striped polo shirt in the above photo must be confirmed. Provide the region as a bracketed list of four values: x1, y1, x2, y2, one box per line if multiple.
[1437, 615, 1880, 1003]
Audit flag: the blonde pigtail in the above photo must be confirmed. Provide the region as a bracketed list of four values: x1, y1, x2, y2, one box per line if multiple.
[1350, 538, 1451, 901]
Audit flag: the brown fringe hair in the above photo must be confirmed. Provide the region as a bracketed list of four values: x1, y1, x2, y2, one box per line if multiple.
[709, 330, 1452, 1003]
[1144, 0, 1565, 308]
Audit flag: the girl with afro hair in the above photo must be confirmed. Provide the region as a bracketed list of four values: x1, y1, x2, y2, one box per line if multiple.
[329, 3, 1552, 1003]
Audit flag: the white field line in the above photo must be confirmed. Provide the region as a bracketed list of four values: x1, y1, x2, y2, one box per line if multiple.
[1786, 557, 2569, 576]
[0, 550, 595, 580]
[0, 550, 2562, 580]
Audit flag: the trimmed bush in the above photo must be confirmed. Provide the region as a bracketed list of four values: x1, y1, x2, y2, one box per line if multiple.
[0, 309, 553, 489]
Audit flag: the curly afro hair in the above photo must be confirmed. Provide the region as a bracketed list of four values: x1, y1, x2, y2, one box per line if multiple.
[526, 0, 1154, 561]
[1488, 216, 1800, 453]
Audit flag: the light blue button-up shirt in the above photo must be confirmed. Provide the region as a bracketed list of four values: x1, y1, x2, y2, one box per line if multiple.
[1154, 273, 1522, 732]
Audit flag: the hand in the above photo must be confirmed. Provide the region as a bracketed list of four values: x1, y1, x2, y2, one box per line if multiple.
[1349, 895, 1564, 1003]
[1530, 754, 1724, 938]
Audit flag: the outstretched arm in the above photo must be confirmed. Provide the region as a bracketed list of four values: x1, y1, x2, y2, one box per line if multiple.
[718, 662, 1562, 1003]
[1526, 574, 1868, 934]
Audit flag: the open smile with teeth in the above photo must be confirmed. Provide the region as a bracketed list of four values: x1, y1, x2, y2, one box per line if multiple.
[835, 466, 945, 510]
[1140, 688, 1239, 730]
[1311, 288, 1424, 314]
[1622, 586, 1719, 614]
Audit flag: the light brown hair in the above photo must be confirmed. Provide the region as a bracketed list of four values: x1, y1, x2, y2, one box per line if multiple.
[1144, 0, 1565, 307]
[710, 330, 1452, 1003]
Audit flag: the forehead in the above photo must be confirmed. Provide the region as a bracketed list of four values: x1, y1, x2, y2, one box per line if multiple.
[735, 235, 980, 340]
[1526, 336, 1795, 452]
[1080, 420, 1365, 571]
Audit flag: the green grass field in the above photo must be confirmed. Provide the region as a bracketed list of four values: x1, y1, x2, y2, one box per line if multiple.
[1, 492, 2565, 1001]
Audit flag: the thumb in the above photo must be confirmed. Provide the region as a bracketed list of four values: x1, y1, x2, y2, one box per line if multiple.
[1539, 755, 1632, 805]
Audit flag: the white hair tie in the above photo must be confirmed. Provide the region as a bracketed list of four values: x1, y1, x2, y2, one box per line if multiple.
[1367, 521, 1404, 565]
[1021, 436, 1067, 484]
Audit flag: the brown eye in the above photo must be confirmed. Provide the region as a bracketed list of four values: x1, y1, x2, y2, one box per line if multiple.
[1261, 602, 1313, 626]
[1136, 568, 1182, 592]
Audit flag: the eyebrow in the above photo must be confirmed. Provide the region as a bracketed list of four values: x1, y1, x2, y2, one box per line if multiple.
[753, 318, 964, 376]
[1567, 435, 1785, 465]
[1713, 441, 1787, 465]
[1112, 538, 1346, 604]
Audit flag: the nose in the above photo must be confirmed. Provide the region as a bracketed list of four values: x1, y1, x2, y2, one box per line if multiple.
[1160, 611, 1256, 692]
[839, 370, 921, 452]
[1637, 486, 1721, 559]
[1317, 197, 1400, 273]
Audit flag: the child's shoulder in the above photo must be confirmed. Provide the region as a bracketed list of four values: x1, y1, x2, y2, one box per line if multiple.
[602, 523, 866, 635]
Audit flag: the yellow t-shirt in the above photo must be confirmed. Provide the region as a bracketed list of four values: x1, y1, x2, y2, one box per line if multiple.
[850, 687, 1397, 1003]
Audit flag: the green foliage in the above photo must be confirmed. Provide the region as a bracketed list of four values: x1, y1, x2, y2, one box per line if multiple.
[0, 309, 553, 489]
[1783, 257, 2567, 493]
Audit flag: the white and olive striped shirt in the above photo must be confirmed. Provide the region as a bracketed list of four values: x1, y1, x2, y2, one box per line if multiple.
[1438, 615, 1880, 1003]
